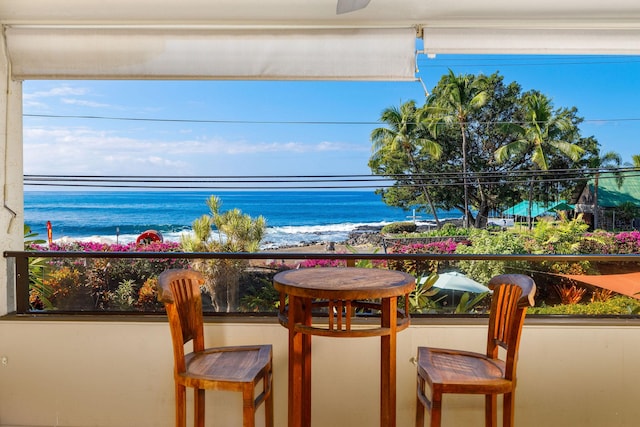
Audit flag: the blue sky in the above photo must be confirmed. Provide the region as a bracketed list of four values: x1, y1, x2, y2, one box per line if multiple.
[22, 54, 640, 185]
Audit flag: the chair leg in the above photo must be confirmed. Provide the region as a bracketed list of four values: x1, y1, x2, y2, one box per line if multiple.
[175, 383, 186, 427]
[242, 385, 256, 427]
[415, 376, 425, 427]
[265, 373, 274, 427]
[485, 394, 497, 427]
[503, 392, 515, 427]
[194, 388, 205, 427]
[429, 391, 442, 427]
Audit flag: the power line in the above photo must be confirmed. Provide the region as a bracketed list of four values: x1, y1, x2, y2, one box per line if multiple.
[23, 113, 379, 126]
[22, 113, 640, 126]
[23, 168, 640, 190]
[24, 167, 637, 182]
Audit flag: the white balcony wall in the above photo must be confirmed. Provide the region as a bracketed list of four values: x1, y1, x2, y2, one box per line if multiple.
[0, 320, 639, 427]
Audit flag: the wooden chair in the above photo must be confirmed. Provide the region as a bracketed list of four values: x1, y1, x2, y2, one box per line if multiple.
[157, 269, 274, 427]
[415, 273, 536, 427]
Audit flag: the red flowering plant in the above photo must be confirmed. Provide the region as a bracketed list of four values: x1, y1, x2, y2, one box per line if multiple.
[28, 239, 187, 312]
[296, 245, 387, 270]
[614, 230, 640, 254]
[298, 258, 346, 268]
[387, 239, 458, 276]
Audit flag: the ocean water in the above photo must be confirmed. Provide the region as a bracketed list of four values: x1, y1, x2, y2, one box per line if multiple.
[24, 191, 461, 248]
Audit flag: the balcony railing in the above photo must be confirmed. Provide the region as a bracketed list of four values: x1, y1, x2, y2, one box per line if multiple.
[4, 250, 640, 317]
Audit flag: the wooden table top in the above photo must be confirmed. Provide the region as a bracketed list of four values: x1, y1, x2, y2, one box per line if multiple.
[273, 267, 415, 300]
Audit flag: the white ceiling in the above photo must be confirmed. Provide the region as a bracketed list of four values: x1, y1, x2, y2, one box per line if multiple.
[2, 0, 639, 29]
[2, 0, 639, 80]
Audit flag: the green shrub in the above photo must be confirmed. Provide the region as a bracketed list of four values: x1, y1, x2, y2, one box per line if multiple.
[44, 266, 90, 310]
[240, 276, 281, 312]
[381, 222, 417, 234]
[529, 296, 640, 315]
[455, 229, 529, 284]
[113, 279, 136, 310]
[437, 223, 468, 237]
[135, 277, 164, 311]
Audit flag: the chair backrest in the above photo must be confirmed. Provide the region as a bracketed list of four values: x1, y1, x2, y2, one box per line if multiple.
[485, 274, 536, 380]
[157, 269, 206, 371]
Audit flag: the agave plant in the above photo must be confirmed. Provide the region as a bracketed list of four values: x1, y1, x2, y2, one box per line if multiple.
[408, 272, 444, 313]
[454, 291, 490, 314]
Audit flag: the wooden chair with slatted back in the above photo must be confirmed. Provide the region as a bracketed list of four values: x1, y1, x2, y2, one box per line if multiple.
[157, 269, 274, 427]
[415, 273, 536, 427]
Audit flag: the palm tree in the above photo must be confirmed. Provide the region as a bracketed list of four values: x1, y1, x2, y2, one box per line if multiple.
[371, 100, 443, 226]
[632, 154, 640, 168]
[428, 70, 488, 228]
[495, 93, 584, 228]
[587, 151, 623, 229]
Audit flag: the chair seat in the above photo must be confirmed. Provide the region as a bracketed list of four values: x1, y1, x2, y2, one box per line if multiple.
[180, 345, 272, 386]
[417, 347, 513, 394]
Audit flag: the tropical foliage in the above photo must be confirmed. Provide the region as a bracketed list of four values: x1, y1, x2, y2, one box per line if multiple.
[28, 238, 186, 311]
[370, 100, 443, 225]
[180, 195, 266, 312]
[495, 92, 585, 229]
[369, 72, 604, 229]
[427, 69, 488, 227]
[25, 213, 640, 316]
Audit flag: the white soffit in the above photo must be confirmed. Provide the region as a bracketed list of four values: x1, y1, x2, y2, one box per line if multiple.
[422, 27, 640, 55]
[5, 27, 417, 81]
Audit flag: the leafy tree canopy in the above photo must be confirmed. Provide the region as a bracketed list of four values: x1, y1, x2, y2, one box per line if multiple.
[369, 71, 603, 228]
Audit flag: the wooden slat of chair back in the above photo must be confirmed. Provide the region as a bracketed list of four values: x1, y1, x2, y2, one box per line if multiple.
[486, 274, 536, 376]
[487, 284, 523, 351]
[158, 269, 206, 351]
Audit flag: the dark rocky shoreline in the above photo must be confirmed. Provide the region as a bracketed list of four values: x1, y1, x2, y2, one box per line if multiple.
[265, 218, 465, 251]
[344, 218, 465, 247]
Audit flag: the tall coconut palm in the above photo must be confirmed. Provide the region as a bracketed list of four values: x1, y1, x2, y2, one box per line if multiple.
[587, 151, 623, 229]
[495, 93, 584, 228]
[428, 70, 488, 228]
[371, 100, 443, 225]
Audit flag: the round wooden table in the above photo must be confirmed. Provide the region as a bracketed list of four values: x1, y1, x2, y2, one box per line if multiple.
[274, 267, 416, 427]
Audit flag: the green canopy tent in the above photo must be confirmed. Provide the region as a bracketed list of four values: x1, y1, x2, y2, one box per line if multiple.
[502, 200, 574, 218]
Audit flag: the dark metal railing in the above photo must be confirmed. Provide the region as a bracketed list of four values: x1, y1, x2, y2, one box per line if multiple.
[4, 250, 640, 315]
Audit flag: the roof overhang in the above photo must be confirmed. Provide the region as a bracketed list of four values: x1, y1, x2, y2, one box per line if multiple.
[1, 0, 640, 81]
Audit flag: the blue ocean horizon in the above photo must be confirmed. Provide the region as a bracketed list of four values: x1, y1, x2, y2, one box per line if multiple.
[24, 190, 462, 248]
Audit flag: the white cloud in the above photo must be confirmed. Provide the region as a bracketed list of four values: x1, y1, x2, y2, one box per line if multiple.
[23, 84, 117, 111]
[23, 86, 88, 100]
[48, 87, 88, 97]
[60, 98, 112, 108]
[186, 138, 362, 155]
[23, 126, 367, 176]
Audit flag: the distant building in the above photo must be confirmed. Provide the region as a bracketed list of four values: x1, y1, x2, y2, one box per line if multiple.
[574, 172, 640, 230]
